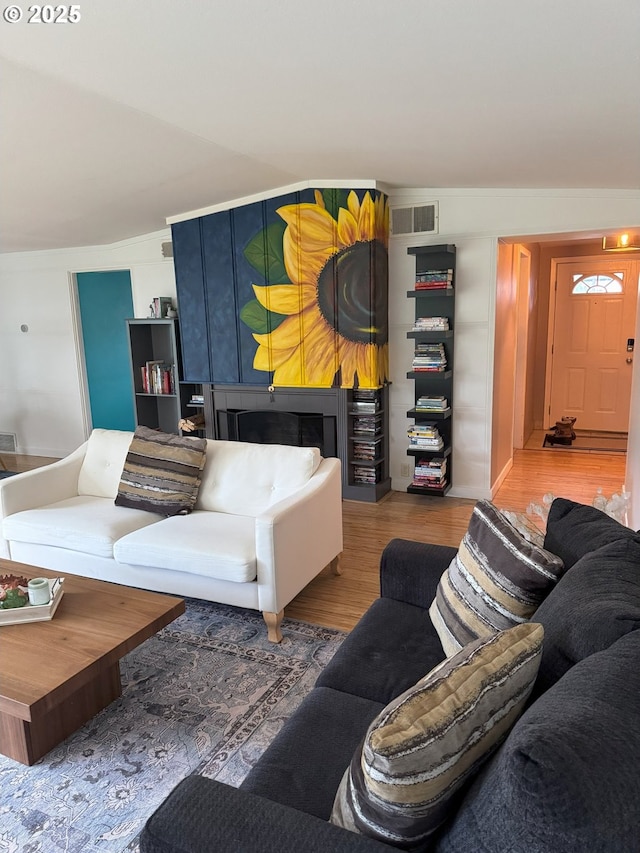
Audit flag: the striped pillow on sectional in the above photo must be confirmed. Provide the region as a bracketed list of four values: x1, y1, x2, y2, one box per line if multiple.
[115, 426, 207, 517]
[430, 500, 564, 657]
[331, 622, 544, 849]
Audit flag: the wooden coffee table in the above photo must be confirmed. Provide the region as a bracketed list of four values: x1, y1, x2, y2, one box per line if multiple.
[0, 558, 185, 765]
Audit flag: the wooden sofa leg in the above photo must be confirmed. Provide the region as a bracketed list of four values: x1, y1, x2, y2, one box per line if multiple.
[330, 554, 342, 576]
[264, 610, 284, 643]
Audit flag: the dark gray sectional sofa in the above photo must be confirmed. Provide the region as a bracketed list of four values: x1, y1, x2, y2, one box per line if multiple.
[140, 498, 640, 853]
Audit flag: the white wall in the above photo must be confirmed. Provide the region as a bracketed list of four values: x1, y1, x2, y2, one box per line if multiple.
[385, 187, 640, 501]
[0, 228, 176, 457]
[2, 188, 639, 507]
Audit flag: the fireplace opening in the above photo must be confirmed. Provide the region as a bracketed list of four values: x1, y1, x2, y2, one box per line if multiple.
[220, 409, 337, 458]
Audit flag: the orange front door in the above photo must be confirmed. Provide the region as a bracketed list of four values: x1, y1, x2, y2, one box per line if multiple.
[549, 259, 639, 432]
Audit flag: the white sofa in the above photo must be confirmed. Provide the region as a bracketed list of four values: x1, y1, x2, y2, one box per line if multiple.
[0, 429, 343, 641]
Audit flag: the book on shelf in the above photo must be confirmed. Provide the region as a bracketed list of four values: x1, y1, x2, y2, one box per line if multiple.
[408, 424, 439, 435]
[352, 437, 382, 461]
[416, 395, 449, 411]
[353, 415, 383, 435]
[351, 401, 379, 413]
[414, 456, 447, 472]
[354, 466, 380, 484]
[413, 317, 449, 331]
[141, 360, 175, 395]
[352, 388, 381, 401]
[411, 478, 448, 489]
[416, 270, 453, 282]
[414, 281, 454, 290]
[412, 347, 447, 370]
[408, 423, 444, 449]
[411, 456, 448, 488]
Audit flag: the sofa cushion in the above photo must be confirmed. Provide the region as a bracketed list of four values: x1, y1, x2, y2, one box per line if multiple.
[433, 629, 640, 853]
[115, 427, 207, 516]
[241, 686, 385, 821]
[196, 440, 321, 516]
[429, 500, 563, 656]
[543, 496, 638, 568]
[114, 510, 257, 582]
[78, 428, 135, 498]
[316, 597, 446, 705]
[2, 495, 160, 559]
[330, 622, 544, 849]
[532, 537, 640, 695]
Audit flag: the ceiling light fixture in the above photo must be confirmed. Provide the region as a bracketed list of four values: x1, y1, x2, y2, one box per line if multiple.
[602, 232, 640, 251]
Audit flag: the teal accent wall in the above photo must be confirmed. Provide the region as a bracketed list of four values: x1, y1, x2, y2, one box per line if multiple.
[77, 270, 136, 430]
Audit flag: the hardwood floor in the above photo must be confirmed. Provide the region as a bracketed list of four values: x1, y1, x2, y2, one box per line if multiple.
[0, 447, 628, 633]
[287, 446, 628, 631]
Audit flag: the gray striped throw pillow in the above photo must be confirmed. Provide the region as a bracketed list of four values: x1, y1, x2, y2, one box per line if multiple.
[430, 500, 564, 657]
[330, 622, 544, 848]
[115, 426, 206, 516]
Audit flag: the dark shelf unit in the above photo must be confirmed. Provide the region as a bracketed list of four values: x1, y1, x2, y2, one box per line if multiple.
[126, 318, 199, 434]
[406, 245, 456, 497]
[343, 385, 391, 503]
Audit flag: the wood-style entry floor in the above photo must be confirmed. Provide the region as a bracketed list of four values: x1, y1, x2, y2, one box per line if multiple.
[286, 447, 628, 631]
[0, 448, 628, 633]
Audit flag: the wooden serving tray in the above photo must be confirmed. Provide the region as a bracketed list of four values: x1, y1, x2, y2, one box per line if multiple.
[0, 578, 65, 625]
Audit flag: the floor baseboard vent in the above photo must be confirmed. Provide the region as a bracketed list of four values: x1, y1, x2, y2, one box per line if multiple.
[0, 433, 17, 453]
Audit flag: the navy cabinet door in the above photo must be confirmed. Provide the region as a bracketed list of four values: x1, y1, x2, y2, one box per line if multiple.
[201, 210, 241, 383]
[172, 219, 212, 382]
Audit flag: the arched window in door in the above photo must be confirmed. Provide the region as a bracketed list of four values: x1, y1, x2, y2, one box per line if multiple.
[571, 272, 624, 294]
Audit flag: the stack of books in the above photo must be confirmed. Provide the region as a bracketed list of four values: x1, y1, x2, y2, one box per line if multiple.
[354, 466, 380, 485]
[416, 395, 449, 412]
[407, 424, 444, 451]
[413, 317, 449, 331]
[352, 415, 383, 436]
[352, 437, 382, 461]
[412, 457, 448, 489]
[414, 269, 454, 290]
[412, 342, 447, 371]
[351, 398, 379, 414]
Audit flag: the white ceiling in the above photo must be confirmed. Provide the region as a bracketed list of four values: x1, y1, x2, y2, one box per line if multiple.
[2, 0, 639, 253]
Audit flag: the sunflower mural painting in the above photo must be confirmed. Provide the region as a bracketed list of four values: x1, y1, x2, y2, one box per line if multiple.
[239, 189, 389, 389]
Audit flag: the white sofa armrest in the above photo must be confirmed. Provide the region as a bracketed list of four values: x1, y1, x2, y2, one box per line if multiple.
[0, 442, 88, 558]
[254, 457, 343, 614]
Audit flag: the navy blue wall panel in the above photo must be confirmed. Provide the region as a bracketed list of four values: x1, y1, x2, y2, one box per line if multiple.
[201, 210, 240, 383]
[171, 219, 211, 382]
[230, 200, 271, 384]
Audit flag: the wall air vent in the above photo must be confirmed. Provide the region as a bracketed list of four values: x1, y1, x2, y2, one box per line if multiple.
[161, 241, 174, 259]
[390, 202, 439, 237]
[0, 433, 17, 453]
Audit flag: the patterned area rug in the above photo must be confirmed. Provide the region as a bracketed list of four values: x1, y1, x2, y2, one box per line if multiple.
[1, 599, 346, 852]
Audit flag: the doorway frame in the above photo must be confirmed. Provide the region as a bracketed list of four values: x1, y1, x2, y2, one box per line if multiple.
[513, 246, 532, 448]
[69, 272, 92, 440]
[544, 253, 638, 432]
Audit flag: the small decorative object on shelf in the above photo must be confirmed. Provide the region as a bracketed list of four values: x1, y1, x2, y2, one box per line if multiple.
[406, 244, 456, 497]
[149, 297, 173, 319]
